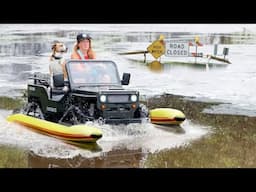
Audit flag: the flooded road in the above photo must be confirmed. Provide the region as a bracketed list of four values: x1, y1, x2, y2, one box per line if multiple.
[0, 24, 255, 167]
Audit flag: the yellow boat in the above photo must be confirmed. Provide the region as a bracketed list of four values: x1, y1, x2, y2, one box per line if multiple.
[149, 108, 185, 125]
[7, 114, 102, 143]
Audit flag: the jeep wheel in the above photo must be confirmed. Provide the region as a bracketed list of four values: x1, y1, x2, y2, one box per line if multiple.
[23, 102, 45, 120]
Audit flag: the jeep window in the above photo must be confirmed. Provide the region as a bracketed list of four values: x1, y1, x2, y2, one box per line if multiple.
[67, 61, 120, 85]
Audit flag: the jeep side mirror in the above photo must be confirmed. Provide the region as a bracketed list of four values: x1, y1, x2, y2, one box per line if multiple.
[121, 73, 130, 85]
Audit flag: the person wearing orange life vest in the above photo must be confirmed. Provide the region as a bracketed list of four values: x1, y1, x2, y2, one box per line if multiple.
[71, 33, 96, 59]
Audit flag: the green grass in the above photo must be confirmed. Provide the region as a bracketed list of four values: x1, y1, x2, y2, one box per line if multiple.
[0, 95, 27, 167]
[0, 145, 28, 168]
[144, 127, 256, 168]
[0, 96, 25, 110]
[142, 94, 256, 168]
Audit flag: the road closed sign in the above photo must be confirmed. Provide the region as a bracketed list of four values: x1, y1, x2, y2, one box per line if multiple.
[165, 40, 189, 57]
[147, 40, 165, 59]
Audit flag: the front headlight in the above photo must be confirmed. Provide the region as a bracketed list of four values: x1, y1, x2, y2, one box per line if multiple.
[100, 95, 107, 102]
[131, 95, 137, 102]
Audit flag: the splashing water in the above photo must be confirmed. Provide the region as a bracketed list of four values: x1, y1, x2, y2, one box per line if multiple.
[0, 110, 209, 159]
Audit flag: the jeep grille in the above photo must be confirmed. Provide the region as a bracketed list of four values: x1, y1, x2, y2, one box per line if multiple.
[108, 95, 129, 103]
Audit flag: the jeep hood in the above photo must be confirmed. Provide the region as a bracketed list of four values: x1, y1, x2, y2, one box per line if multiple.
[73, 85, 125, 93]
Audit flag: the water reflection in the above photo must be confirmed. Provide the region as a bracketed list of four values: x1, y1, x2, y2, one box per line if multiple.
[28, 147, 144, 168]
[143, 59, 228, 74]
[153, 124, 186, 134]
[164, 61, 229, 71]
[148, 60, 163, 73]
[64, 142, 102, 152]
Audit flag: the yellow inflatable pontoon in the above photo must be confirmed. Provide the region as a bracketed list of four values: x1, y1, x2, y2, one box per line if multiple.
[7, 114, 102, 143]
[150, 108, 185, 125]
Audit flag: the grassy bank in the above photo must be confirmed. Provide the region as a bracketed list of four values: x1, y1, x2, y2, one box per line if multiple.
[0, 145, 28, 168]
[143, 94, 256, 168]
[0, 96, 28, 168]
[0, 96, 25, 110]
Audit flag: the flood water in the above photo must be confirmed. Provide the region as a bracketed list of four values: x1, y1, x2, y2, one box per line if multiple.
[0, 24, 256, 167]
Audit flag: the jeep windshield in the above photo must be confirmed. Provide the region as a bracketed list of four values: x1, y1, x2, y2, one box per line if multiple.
[66, 60, 121, 87]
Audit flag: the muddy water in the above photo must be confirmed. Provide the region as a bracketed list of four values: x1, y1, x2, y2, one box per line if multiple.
[0, 24, 255, 167]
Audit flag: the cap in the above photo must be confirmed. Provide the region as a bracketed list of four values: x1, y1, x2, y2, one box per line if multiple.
[77, 33, 92, 43]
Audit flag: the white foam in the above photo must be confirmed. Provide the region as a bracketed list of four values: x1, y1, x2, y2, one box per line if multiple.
[0, 111, 209, 159]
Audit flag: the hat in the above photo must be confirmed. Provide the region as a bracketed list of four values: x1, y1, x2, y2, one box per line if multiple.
[77, 33, 92, 43]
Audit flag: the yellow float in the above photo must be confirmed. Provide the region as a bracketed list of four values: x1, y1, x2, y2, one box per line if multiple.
[7, 114, 102, 143]
[149, 108, 185, 125]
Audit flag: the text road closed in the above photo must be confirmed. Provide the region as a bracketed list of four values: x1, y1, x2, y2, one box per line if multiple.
[165, 41, 189, 57]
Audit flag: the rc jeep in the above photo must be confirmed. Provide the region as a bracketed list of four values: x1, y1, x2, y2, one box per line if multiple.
[23, 60, 148, 125]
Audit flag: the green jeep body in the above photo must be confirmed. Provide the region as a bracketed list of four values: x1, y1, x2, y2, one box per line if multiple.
[24, 60, 148, 125]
